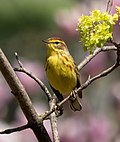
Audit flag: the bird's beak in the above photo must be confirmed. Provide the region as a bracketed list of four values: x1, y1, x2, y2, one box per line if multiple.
[42, 40, 49, 44]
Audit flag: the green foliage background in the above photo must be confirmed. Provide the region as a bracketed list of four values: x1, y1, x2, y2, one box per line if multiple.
[0, 0, 75, 60]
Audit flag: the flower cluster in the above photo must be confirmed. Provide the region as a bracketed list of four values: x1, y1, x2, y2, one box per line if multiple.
[78, 7, 120, 53]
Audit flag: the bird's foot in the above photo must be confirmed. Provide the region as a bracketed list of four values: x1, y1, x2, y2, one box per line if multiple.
[54, 103, 64, 116]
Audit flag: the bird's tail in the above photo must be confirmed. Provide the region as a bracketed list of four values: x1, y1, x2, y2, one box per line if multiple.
[69, 93, 82, 111]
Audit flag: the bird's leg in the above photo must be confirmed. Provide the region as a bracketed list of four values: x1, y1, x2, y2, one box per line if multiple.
[54, 104, 63, 117]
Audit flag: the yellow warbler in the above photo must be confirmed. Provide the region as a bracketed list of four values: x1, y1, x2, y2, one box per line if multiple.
[43, 37, 82, 111]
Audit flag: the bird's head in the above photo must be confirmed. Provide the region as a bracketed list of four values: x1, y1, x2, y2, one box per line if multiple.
[42, 37, 68, 53]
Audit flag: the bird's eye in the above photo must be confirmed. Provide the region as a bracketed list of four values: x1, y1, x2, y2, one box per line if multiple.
[54, 41, 59, 45]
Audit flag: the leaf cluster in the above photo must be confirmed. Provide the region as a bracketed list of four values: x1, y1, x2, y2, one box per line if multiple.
[78, 7, 120, 53]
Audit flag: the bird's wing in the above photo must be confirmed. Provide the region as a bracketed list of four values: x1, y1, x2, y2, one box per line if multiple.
[75, 65, 82, 98]
[50, 84, 64, 102]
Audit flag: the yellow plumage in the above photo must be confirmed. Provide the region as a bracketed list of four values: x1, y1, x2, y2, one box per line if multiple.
[45, 52, 77, 95]
[43, 37, 82, 111]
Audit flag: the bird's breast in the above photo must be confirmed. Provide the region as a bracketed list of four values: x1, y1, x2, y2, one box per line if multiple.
[45, 54, 77, 95]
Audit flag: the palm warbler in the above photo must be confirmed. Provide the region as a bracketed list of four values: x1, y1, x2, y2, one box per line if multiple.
[43, 37, 82, 111]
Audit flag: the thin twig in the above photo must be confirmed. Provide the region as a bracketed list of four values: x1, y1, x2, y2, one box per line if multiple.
[0, 124, 29, 134]
[15, 52, 23, 68]
[111, 41, 120, 64]
[106, 0, 113, 13]
[78, 62, 119, 92]
[78, 45, 116, 70]
[14, 52, 52, 100]
[78, 43, 120, 93]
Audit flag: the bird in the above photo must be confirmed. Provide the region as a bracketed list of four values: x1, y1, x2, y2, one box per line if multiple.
[43, 37, 82, 111]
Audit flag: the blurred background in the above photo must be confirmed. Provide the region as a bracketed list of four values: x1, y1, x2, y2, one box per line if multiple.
[0, 0, 120, 141]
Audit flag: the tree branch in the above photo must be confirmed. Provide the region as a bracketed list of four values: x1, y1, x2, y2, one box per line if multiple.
[78, 45, 117, 70]
[0, 124, 29, 134]
[0, 48, 51, 142]
[106, 0, 113, 13]
[78, 62, 119, 92]
[14, 52, 52, 100]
